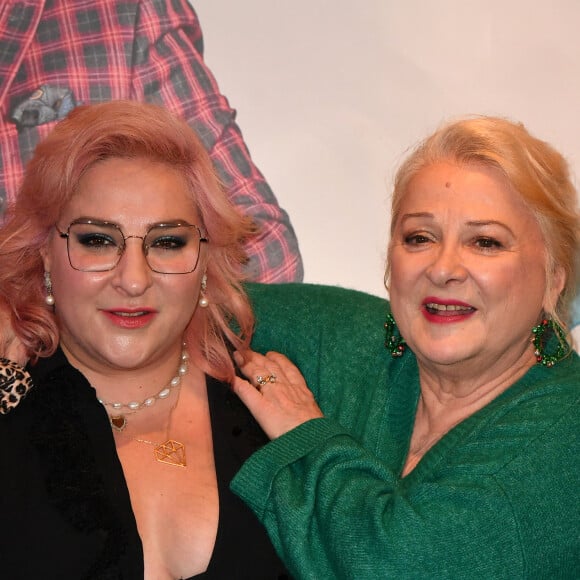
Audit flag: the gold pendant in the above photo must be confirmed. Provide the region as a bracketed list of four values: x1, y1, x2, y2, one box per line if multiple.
[154, 439, 186, 467]
[110, 415, 127, 431]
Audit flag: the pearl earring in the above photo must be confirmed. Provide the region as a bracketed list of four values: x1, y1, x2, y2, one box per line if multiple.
[198, 274, 209, 308]
[44, 271, 55, 306]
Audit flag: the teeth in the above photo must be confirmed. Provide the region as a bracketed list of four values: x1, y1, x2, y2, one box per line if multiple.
[115, 311, 145, 317]
[425, 303, 472, 312]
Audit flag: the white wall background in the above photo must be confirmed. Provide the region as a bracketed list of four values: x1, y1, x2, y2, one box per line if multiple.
[195, 1, 580, 302]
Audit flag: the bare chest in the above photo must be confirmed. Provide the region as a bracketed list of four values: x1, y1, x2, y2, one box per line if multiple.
[115, 408, 218, 579]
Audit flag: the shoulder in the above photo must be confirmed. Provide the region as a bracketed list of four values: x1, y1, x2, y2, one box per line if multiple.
[246, 282, 388, 348]
[245, 283, 397, 398]
[480, 359, 580, 555]
[135, 0, 200, 26]
[246, 282, 388, 326]
[451, 354, 579, 479]
[514, 353, 580, 414]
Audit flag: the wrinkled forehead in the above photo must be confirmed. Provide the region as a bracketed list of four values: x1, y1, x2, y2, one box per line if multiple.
[394, 161, 536, 226]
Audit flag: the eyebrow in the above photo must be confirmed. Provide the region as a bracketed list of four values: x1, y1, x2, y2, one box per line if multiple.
[72, 216, 194, 228]
[400, 212, 433, 221]
[400, 214, 516, 236]
[463, 220, 515, 237]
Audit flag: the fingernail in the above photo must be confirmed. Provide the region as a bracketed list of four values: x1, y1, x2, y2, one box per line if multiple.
[233, 351, 244, 365]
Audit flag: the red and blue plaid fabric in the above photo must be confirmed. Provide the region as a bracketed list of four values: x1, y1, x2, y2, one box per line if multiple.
[0, 0, 303, 282]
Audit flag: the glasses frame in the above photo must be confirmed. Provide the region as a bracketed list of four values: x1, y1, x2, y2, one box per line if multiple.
[55, 218, 209, 274]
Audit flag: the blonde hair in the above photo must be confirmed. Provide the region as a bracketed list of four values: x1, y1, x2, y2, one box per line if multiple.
[386, 115, 580, 334]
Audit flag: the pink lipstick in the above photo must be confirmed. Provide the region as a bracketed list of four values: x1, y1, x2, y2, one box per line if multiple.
[102, 308, 156, 329]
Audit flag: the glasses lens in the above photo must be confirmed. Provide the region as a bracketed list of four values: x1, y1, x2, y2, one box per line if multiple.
[67, 222, 124, 271]
[144, 225, 201, 274]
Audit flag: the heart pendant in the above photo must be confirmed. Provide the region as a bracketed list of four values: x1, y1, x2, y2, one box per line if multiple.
[110, 415, 127, 431]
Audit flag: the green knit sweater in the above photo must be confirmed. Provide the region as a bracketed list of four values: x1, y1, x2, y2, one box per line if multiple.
[231, 283, 579, 579]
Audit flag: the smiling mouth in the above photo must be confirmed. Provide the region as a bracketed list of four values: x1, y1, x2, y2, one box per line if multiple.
[424, 303, 475, 315]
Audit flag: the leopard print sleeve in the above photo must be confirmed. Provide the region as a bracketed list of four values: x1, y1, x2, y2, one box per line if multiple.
[0, 358, 33, 414]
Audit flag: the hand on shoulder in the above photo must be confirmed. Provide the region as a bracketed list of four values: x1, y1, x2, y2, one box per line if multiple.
[233, 350, 324, 440]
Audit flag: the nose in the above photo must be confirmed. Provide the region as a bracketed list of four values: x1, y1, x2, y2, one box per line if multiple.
[425, 242, 468, 286]
[111, 238, 153, 296]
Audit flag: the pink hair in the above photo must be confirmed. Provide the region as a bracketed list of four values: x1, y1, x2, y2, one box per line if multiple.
[0, 100, 256, 381]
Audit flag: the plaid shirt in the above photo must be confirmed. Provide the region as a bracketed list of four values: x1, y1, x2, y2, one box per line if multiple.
[0, 0, 303, 282]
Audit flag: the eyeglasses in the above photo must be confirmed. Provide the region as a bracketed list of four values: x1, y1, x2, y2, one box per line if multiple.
[56, 219, 209, 274]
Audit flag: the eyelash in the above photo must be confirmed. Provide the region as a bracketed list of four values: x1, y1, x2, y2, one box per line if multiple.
[77, 233, 116, 248]
[402, 233, 504, 251]
[149, 236, 187, 251]
[403, 233, 433, 246]
[473, 237, 503, 250]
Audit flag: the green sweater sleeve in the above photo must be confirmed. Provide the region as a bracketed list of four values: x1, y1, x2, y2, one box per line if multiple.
[232, 381, 579, 579]
[232, 420, 521, 579]
[232, 283, 580, 579]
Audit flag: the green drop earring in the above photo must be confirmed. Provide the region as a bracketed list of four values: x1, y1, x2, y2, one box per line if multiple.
[384, 313, 406, 358]
[531, 318, 571, 367]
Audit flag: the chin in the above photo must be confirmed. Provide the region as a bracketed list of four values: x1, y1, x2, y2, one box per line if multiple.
[97, 343, 152, 368]
[413, 340, 478, 368]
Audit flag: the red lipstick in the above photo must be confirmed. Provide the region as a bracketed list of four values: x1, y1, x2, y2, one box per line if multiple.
[421, 297, 475, 324]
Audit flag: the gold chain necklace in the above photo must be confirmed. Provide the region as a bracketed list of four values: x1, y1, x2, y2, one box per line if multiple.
[131, 386, 187, 468]
[100, 346, 189, 467]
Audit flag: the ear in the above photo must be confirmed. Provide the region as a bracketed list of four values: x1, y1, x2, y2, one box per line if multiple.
[198, 239, 210, 274]
[543, 265, 566, 314]
[39, 234, 53, 272]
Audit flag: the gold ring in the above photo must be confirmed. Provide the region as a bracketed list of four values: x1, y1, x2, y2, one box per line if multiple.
[256, 373, 277, 387]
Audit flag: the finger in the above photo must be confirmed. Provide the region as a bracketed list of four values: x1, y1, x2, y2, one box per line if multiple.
[231, 376, 279, 437]
[232, 375, 263, 404]
[233, 374, 322, 440]
[234, 350, 287, 386]
[254, 372, 279, 391]
[234, 349, 270, 373]
[263, 351, 305, 385]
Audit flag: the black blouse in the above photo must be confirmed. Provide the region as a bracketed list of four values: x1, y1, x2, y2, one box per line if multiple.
[0, 348, 289, 579]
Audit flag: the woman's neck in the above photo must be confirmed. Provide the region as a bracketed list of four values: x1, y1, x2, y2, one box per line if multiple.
[402, 346, 537, 477]
[417, 341, 537, 403]
[59, 340, 187, 406]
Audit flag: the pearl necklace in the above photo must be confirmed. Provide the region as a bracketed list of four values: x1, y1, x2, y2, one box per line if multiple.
[98, 346, 189, 432]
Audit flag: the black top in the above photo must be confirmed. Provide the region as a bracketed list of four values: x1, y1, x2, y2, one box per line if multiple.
[0, 348, 289, 579]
